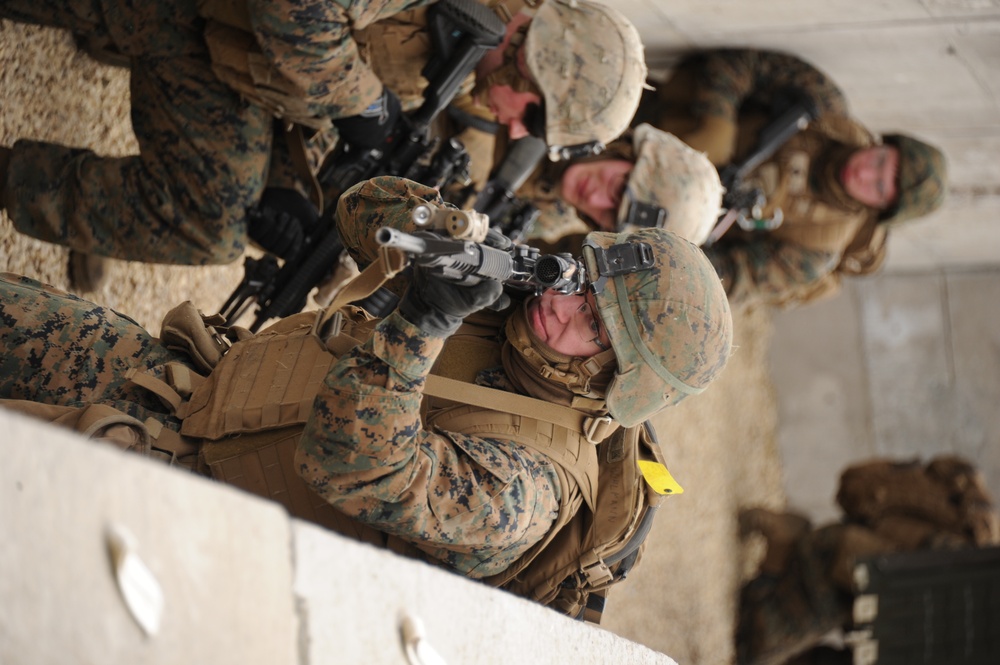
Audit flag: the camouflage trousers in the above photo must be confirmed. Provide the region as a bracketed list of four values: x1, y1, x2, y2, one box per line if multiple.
[0, 273, 187, 429]
[0, 0, 273, 264]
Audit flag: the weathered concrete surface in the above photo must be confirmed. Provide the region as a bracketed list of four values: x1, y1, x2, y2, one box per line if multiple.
[0, 411, 298, 665]
[771, 268, 1000, 523]
[0, 410, 679, 665]
[294, 521, 677, 665]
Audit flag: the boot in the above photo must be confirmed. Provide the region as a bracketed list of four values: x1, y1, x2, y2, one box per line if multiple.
[68, 251, 109, 292]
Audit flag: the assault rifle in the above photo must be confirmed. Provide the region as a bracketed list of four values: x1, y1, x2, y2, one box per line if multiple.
[378, 202, 657, 298]
[377, 203, 588, 296]
[705, 99, 817, 246]
[218, 0, 506, 331]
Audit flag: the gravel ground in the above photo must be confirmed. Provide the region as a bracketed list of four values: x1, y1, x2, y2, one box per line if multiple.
[1, 20, 788, 664]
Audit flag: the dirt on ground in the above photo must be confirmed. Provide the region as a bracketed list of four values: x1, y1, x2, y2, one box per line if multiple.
[1, 20, 788, 665]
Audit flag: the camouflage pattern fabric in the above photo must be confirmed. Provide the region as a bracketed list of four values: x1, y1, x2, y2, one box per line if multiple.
[0, 0, 434, 265]
[247, 0, 436, 119]
[296, 310, 562, 577]
[621, 124, 723, 244]
[637, 49, 900, 310]
[1, 0, 272, 264]
[0, 273, 186, 429]
[524, 0, 646, 151]
[881, 133, 947, 225]
[634, 48, 849, 154]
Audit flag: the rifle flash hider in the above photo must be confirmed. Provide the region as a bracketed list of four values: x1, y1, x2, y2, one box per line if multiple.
[411, 203, 489, 242]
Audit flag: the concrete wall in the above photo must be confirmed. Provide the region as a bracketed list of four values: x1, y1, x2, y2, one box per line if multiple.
[770, 267, 1000, 522]
[0, 410, 676, 665]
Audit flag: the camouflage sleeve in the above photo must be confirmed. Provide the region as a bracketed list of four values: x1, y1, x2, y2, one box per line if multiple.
[690, 49, 849, 122]
[703, 238, 842, 309]
[295, 311, 561, 578]
[248, 0, 435, 118]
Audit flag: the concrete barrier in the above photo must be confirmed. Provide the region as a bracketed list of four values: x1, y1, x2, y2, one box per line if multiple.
[0, 409, 677, 665]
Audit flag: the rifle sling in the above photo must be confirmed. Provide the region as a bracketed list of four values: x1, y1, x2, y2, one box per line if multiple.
[424, 374, 618, 446]
[287, 123, 325, 212]
[447, 104, 500, 135]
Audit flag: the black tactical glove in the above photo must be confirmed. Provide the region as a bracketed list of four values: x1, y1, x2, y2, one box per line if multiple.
[331, 87, 402, 150]
[246, 187, 320, 260]
[398, 266, 504, 337]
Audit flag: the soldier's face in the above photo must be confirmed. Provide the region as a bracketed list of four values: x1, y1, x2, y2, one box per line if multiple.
[527, 290, 611, 358]
[560, 159, 635, 231]
[487, 85, 542, 139]
[841, 146, 899, 209]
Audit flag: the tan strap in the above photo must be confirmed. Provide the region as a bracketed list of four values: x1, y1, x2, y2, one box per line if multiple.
[313, 245, 410, 337]
[424, 374, 619, 445]
[143, 417, 200, 458]
[287, 124, 324, 212]
[125, 368, 183, 413]
[166, 362, 207, 398]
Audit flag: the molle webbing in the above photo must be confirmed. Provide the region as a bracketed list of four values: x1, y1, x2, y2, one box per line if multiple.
[179, 331, 334, 440]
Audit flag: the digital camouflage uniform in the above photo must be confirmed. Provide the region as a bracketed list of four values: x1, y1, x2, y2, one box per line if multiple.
[638, 49, 946, 309]
[0, 0, 438, 265]
[2, 0, 648, 269]
[0, 173, 732, 586]
[737, 456, 999, 665]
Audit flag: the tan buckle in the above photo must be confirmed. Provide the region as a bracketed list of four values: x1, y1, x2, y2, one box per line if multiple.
[583, 415, 614, 444]
[580, 551, 614, 586]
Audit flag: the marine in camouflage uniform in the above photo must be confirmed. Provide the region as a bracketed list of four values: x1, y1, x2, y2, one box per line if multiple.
[0, 0, 646, 267]
[634, 49, 948, 309]
[517, 123, 723, 254]
[736, 455, 999, 665]
[0, 175, 732, 582]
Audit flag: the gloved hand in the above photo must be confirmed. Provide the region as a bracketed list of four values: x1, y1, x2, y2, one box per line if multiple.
[398, 266, 504, 337]
[247, 187, 320, 260]
[332, 87, 402, 150]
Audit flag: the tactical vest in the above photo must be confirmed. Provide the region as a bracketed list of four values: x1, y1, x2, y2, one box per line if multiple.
[196, 0, 524, 125]
[132, 248, 671, 621]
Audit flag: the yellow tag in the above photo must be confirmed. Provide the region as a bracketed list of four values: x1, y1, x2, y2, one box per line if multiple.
[637, 460, 684, 495]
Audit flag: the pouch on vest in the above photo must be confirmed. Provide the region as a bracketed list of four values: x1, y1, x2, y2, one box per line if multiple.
[484, 421, 670, 623]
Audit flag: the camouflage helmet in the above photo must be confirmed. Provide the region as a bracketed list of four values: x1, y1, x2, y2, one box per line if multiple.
[524, 0, 647, 159]
[617, 124, 724, 244]
[881, 133, 947, 225]
[582, 227, 732, 427]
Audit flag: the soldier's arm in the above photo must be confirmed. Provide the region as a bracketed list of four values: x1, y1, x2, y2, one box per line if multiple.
[690, 48, 849, 122]
[295, 311, 560, 578]
[703, 238, 842, 309]
[248, 0, 435, 118]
